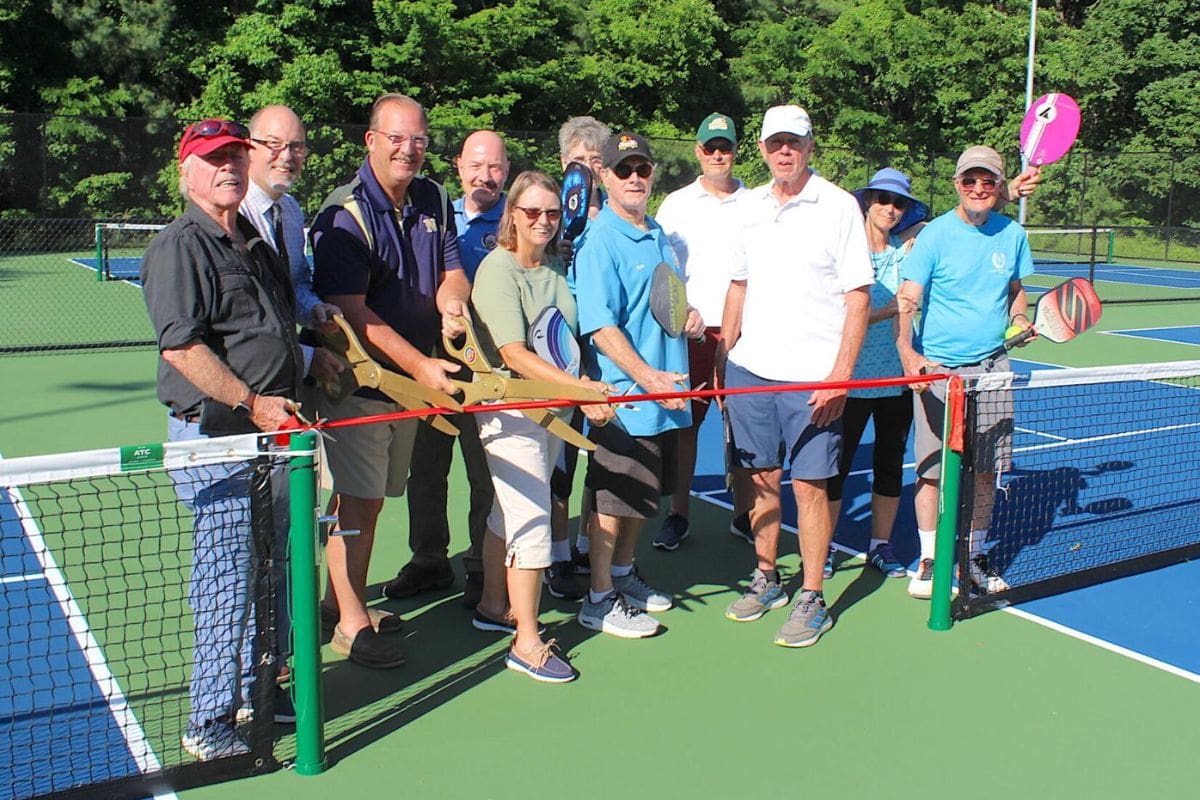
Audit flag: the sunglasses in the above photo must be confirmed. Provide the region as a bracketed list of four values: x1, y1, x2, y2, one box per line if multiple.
[870, 190, 910, 210]
[959, 176, 999, 190]
[514, 206, 562, 222]
[700, 141, 735, 155]
[764, 135, 808, 153]
[611, 162, 653, 180]
[186, 119, 250, 141]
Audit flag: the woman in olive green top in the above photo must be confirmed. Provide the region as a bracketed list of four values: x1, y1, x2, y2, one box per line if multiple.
[470, 171, 615, 683]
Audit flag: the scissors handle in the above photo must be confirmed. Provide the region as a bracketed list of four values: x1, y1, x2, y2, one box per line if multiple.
[443, 315, 495, 374]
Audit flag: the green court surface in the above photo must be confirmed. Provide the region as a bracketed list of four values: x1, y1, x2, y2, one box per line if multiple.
[1, 295, 1198, 799]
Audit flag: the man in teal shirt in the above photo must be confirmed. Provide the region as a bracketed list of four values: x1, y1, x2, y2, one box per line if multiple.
[897, 145, 1035, 600]
[573, 132, 704, 639]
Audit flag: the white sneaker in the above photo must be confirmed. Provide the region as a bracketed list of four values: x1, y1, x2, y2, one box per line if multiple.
[578, 593, 660, 639]
[612, 568, 672, 612]
[908, 558, 935, 599]
[967, 554, 1010, 593]
[181, 720, 249, 761]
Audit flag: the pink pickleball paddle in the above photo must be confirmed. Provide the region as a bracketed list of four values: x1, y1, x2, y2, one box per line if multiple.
[1020, 93, 1081, 166]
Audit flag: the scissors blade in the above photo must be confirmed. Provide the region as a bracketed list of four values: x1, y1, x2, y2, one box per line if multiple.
[502, 379, 607, 404]
[521, 409, 596, 451]
[376, 371, 463, 413]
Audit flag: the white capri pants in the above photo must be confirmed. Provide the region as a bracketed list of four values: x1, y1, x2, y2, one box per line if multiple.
[476, 409, 565, 569]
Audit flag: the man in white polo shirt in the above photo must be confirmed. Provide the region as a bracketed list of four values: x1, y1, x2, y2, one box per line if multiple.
[716, 104, 872, 648]
[653, 112, 752, 551]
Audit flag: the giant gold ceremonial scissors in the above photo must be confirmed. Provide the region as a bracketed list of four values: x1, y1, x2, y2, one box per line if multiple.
[317, 314, 463, 436]
[443, 315, 605, 451]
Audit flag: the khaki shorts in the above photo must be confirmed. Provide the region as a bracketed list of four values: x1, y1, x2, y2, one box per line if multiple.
[315, 392, 418, 499]
[477, 410, 563, 569]
[913, 353, 1014, 480]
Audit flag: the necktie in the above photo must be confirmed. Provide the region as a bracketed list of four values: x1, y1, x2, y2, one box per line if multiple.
[271, 202, 289, 265]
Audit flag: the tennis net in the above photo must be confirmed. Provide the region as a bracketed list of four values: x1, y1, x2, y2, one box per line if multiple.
[94, 222, 165, 283]
[1026, 225, 1200, 306]
[943, 360, 1200, 619]
[0, 433, 315, 799]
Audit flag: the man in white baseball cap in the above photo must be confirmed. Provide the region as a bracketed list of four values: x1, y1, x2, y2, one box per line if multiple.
[717, 104, 873, 648]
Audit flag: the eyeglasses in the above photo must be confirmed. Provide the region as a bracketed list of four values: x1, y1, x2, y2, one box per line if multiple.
[372, 130, 431, 149]
[700, 141, 735, 155]
[764, 135, 808, 153]
[958, 176, 999, 190]
[185, 119, 250, 141]
[611, 162, 653, 180]
[514, 206, 562, 222]
[251, 137, 308, 157]
[570, 153, 602, 166]
[870, 190, 910, 210]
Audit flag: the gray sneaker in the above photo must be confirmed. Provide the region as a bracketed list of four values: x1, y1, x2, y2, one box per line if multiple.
[578, 593, 660, 639]
[773, 591, 833, 648]
[725, 569, 789, 622]
[612, 567, 672, 612]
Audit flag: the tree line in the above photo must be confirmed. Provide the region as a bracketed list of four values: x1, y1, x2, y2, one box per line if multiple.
[0, 0, 1197, 226]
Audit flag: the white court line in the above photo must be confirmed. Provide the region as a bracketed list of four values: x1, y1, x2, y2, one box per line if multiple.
[2, 481, 176, 796]
[0, 572, 44, 585]
[1002, 607, 1200, 685]
[1015, 425, 1069, 441]
[1014, 421, 1200, 454]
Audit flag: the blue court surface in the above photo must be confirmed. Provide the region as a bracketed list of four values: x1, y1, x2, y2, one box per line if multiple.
[1101, 325, 1200, 347]
[688, 356, 1200, 683]
[69, 256, 143, 284]
[1035, 261, 1200, 292]
[0, 479, 171, 800]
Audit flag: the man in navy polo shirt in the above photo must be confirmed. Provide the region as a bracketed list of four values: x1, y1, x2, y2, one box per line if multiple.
[310, 93, 470, 669]
[395, 131, 509, 609]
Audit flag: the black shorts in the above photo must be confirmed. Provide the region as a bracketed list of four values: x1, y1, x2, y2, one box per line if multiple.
[585, 425, 679, 520]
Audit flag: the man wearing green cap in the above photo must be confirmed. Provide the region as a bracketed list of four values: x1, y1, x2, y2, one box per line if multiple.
[653, 112, 753, 551]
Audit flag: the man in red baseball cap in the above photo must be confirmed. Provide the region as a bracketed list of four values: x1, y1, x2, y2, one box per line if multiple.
[141, 118, 303, 761]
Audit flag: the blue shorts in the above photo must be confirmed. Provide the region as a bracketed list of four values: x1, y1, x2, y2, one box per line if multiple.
[724, 361, 841, 481]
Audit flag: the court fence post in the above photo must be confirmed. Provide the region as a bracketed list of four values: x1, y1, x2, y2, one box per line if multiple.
[288, 431, 327, 775]
[929, 376, 964, 631]
[94, 223, 103, 282]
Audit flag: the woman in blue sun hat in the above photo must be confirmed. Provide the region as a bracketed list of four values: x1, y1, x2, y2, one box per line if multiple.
[825, 167, 929, 580]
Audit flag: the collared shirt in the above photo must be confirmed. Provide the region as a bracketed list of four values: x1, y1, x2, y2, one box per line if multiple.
[453, 194, 505, 281]
[141, 204, 302, 417]
[727, 172, 873, 382]
[655, 176, 746, 324]
[573, 205, 691, 436]
[240, 179, 320, 327]
[310, 160, 462, 366]
[901, 209, 1033, 366]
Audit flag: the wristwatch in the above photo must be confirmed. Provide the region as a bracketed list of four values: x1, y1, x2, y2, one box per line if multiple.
[232, 391, 256, 419]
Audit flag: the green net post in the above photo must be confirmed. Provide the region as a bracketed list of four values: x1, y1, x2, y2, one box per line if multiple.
[929, 376, 964, 631]
[288, 431, 327, 775]
[1106, 228, 1116, 264]
[94, 224, 104, 282]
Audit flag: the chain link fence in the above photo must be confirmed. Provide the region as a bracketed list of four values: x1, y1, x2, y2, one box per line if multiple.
[1, 113, 1196, 354]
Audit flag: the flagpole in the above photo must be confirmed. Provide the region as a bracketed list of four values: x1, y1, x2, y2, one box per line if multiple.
[1019, 0, 1037, 224]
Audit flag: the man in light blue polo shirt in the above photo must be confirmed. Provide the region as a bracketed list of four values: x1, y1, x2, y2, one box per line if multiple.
[573, 131, 704, 638]
[397, 131, 508, 611]
[897, 145, 1035, 599]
